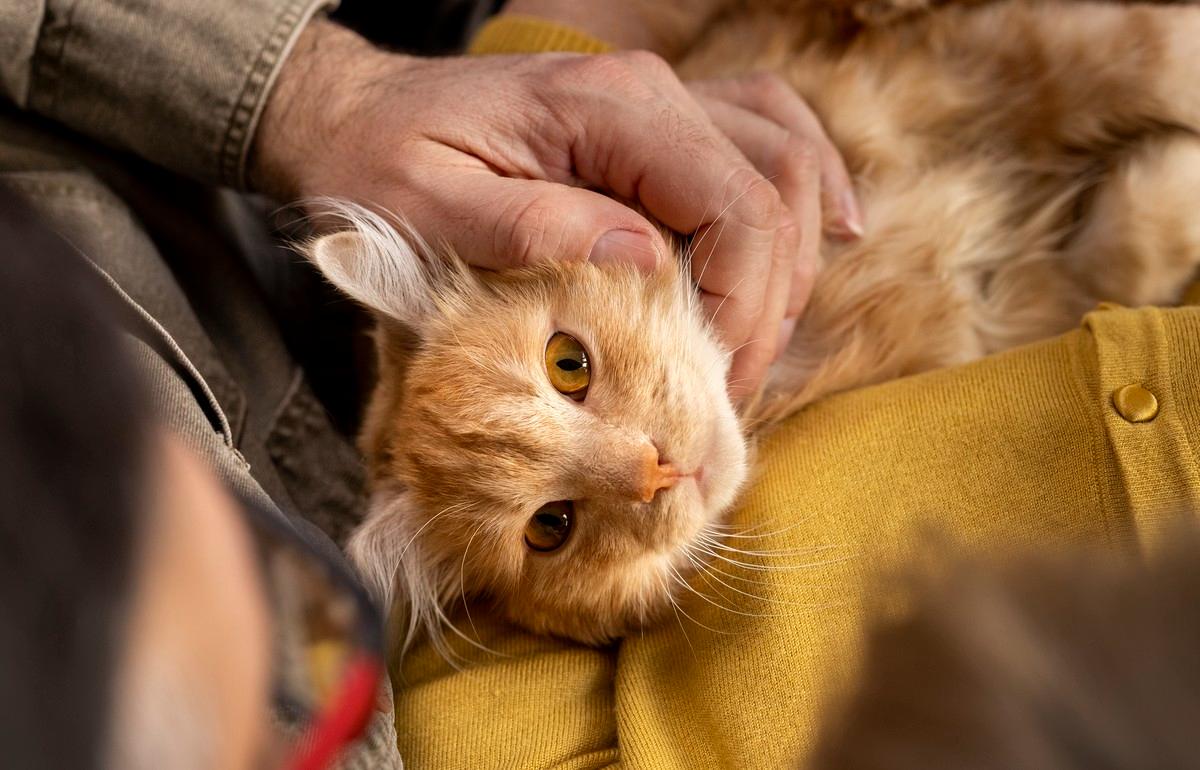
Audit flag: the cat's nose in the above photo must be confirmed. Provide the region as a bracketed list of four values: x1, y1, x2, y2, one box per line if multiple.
[637, 443, 681, 503]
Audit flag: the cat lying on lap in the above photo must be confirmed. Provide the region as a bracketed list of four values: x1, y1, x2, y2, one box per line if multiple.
[308, 205, 747, 650]
[302, 0, 1200, 651]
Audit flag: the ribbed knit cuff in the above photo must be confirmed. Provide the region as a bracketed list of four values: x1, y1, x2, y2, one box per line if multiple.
[468, 15, 613, 55]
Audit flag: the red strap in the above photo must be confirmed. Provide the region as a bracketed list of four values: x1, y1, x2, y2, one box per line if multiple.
[286, 655, 384, 770]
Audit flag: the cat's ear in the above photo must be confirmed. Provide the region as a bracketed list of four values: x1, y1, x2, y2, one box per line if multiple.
[300, 200, 440, 327]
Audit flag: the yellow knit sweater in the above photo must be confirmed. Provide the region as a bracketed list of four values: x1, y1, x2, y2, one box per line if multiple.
[388, 17, 1200, 769]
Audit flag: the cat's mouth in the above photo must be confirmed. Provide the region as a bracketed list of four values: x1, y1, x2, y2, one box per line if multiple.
[673, 448, 714, 505]
[677, 464, 709, 502]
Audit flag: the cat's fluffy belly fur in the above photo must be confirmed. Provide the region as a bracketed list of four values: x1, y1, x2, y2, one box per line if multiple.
[305, 0, 1200, 647]
[695, 2, 1200, 423]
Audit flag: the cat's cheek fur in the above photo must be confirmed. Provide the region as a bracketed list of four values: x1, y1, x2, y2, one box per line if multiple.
[499, 534, 702, 644]
[313, 200, 755, 646]
[705, 375, 750, 518]
[345, 488, 437, 652]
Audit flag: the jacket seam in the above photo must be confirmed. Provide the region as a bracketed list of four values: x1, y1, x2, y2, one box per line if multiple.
[1162, 312, 1200, 472]
[218, 0, 331, 189]
[1, 175, 237, 447]
[28, 0, 82, 114]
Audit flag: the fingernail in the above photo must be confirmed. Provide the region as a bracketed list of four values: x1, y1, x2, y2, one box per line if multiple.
[775, 317, 797, 361]
[840, 189, 864, 239]
[590, 230, 661, 271]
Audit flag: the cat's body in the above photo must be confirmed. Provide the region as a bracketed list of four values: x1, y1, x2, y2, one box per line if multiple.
[305, 1, 1200, 650]
[684, 1, 1200, 423]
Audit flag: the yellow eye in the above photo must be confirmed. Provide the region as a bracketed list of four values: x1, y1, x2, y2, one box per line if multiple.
[525, 501, 573, 552]
[545, 332, 590, 401]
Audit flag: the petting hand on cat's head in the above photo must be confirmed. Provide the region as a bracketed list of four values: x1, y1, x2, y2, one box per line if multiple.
[251, 17, 861, 398]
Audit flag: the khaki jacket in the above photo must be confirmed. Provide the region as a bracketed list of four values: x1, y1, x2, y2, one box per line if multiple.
[0, 2, 402, 768]
[0, 0, 333, 188]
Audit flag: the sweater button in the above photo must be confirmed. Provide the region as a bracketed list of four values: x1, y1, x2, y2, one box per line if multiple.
[1113, 384, 1159, 423]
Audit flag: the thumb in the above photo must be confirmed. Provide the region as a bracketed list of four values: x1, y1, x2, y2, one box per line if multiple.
[426, 174, 667, 271]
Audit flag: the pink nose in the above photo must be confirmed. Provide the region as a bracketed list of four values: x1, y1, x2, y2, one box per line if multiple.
[637, 443, 681, 503]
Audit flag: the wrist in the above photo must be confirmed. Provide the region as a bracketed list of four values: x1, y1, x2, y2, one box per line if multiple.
[249, 17, 401, 200]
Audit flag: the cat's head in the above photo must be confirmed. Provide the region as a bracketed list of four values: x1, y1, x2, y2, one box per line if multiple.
[303, 201, 747, 647]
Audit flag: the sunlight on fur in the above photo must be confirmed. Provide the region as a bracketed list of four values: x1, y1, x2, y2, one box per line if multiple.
[300, 0, 1200, 656]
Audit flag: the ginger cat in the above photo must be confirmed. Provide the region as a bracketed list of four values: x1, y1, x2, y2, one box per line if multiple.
[301, 1, 1200, 651]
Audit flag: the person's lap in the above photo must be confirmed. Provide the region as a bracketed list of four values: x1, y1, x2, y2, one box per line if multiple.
[393, 303, 1200, 769]
[0, 106, 368, 541]
[0, 107, 403, 768]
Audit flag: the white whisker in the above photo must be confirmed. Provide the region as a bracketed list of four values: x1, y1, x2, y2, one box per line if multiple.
[665, 568, 739, 635]
[664, 575, 698, 658]
[397, 502, 469, 560]
[670, 565, 779, 619]
[684, 547, 826, 608]
[698, 535, 840, 560]
[459, 520, 487, 640]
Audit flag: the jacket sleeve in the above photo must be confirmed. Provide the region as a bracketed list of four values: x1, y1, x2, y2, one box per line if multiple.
[0, 0, 336, 188]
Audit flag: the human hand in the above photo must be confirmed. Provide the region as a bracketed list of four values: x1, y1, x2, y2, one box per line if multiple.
[688, 74, 863, 359]
[497, 0, 864, 386]
[251, 19, 853, 397]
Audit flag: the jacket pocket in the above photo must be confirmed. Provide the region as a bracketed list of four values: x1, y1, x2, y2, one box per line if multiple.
[266, 369, 367, 547]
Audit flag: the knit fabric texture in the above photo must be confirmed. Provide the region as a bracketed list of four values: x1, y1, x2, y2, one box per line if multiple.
[468, 15, 613, 56]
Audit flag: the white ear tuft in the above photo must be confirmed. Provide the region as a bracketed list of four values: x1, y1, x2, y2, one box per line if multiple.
[346, 491, 410, 608]
[347, 490, 461, 661]
[300, 199, 436, 326]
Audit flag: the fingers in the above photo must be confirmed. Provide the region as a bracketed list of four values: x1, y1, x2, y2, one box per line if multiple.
[556, 57, 782, 347]
[718, 211, 800, 398]
[691, 73, 863, 239]
[408, 168, 668, 272]
[696, 95, 821, 318]
[696, 96, 808, 223]
[547, 52, 819, 397]
[787, 143, 822, 320]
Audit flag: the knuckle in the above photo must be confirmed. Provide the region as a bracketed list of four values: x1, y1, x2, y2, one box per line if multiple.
[776, 213, 802, 259]
[788, 270, 815, 316]
[552, 54, 631, 91]
[793, 246, 817, 285]
[780, 136, 820, 175]
[663, 108, 718, 154]
[497, 196, 558, 268]
[786, 292, 806, 318]
[726, 166, 783, 227]
[743, 70, 789, 105]
[616, 49, 674, 80]
[566, 51, 672, 95]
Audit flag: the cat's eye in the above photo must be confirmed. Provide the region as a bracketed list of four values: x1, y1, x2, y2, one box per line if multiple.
[545, 332, 590, 401]
[524, 501, 573, 553]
